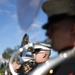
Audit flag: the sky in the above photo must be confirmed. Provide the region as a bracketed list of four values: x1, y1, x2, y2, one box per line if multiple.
[0, 0, 57, 57]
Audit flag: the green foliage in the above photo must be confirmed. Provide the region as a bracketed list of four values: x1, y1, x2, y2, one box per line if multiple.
[0, 68, 9, 73]
[2, 47, 16, 59]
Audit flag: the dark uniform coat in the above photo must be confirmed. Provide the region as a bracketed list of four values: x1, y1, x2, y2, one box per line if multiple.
[48, 56, 75, 75]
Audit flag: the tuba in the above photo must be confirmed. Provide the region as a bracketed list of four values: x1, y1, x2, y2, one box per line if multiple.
[9, 33, 51, 75]
[9, 33, 36, 75]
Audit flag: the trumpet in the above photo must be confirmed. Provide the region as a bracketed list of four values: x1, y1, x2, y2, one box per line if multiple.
[29, 47, 75, 75]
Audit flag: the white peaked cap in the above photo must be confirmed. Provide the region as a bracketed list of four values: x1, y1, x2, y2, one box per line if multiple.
[33, 43, 51, 51]
[24, 42, 51, 51]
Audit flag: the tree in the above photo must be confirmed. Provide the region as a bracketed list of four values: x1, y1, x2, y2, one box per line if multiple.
[2, 47, 16, 59]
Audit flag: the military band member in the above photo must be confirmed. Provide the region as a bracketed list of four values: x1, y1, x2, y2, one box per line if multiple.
[42, 0, 75, 75]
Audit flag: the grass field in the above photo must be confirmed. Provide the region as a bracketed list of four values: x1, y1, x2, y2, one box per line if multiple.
[0, 68, 10, 73]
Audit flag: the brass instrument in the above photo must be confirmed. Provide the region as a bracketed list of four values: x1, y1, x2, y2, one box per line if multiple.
[9, 33, 51, 75]
[16, 59, 37, 75]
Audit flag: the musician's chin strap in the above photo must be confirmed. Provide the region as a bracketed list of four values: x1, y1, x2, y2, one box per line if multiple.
[29, 47, 75, 75]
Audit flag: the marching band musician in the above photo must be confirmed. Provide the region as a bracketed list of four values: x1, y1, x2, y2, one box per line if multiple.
[42, 0, 75, 75]
[12, 43, 51, 75]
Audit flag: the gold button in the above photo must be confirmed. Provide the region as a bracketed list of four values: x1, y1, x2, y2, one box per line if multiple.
[49, 69, 53, 74]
